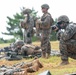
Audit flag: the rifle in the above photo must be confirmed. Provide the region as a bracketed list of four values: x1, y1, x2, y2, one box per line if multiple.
[51, 23, 62, 32]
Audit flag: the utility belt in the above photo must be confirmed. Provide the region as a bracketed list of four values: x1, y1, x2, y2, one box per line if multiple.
[36, 24, 50, 30]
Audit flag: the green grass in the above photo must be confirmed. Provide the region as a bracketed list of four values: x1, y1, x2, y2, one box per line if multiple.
[0, 43, 10, 48]
[35, 57, 76, 75]
[0, 41, 76, 75]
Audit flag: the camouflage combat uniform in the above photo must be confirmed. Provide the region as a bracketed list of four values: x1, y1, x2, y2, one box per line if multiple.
[14, 40, 24, 55]
[21, 8, 34, 44]
[56, 15, 76, 65]
[60, 23, 76, 61]
[14, 40, 41, 56]
[37, 4, 53, 58]
[21, 44, 41, 56]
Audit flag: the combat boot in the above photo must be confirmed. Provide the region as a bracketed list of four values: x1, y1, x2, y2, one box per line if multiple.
[46, 53, 50, 59]
[41, 52, 46, 58]
[60, 60, 69, 65]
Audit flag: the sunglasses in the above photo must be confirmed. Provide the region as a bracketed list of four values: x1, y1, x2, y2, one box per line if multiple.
[42, 7, 46, 9]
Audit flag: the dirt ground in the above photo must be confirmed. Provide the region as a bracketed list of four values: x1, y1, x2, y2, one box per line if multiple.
[0, 56, 76, 75]
[0, 41, 76, 75]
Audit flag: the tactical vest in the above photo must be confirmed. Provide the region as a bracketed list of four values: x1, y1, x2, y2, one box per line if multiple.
[72, 23, 76, 40]
[68, 23, 76, 40]
[40, 13, 53, 29]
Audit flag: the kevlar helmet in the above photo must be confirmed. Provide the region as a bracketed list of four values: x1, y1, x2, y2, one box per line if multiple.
[41, 4, 49, 9]
[58, 15, 69, 22]
[22, 8, 32, 14]
[14, 40, 24, 46]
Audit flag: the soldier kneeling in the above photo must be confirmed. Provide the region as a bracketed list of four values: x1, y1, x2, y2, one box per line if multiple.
[53, 15, 76, 65]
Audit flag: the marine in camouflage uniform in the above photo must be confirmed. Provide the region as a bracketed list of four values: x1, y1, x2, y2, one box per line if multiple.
[21, 43, 42, 57]
[36, 4, 54, 58]
[14, 40, 42, 57]
[21, 8, 34, 44]
[55, 15, 76, 65]
[14, 40, 24, 55]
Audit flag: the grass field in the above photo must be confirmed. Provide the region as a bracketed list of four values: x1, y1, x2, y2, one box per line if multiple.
[0, 41, 76, 75]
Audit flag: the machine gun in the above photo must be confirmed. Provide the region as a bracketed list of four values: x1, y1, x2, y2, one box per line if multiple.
[5, 51, 22, 61]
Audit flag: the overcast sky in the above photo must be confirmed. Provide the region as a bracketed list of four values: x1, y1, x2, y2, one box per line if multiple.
[0, 0, 76, 39]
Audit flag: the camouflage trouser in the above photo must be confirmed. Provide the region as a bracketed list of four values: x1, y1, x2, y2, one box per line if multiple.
[41, 29, 51, 55]
[60, 39, 76, 61]
[23, 29, 32, 44]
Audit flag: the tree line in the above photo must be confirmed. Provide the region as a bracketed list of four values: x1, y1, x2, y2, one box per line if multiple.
[0, 8, 57, 43]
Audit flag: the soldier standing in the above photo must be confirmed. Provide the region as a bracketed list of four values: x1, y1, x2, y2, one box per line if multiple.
[37, 4, 54, 58]
[54, 15, 76, 65]
[21, 8, 34, 44]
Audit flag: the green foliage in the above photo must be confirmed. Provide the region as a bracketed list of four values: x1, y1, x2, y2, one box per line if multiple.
[32, 36, 38, 42]
[31, 8, 39, 20]
[54, 18, 57, 24]
[2, 7, 57, 42]
[7, 38, 15, 43]
[0, 38, 4, 43]
[51, 31, 57, 41]
[0, 38, 15, 44]
[51, 18, 58, 41]
[2, 8, 38, 42]
[2, 13, 24, 40]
